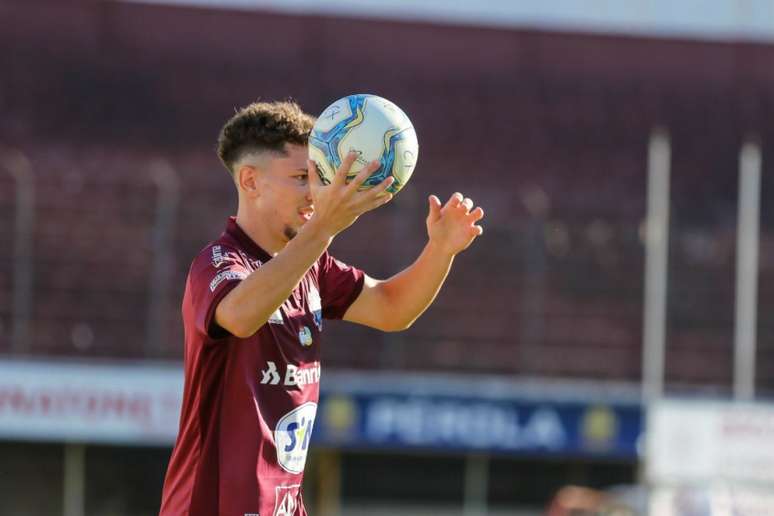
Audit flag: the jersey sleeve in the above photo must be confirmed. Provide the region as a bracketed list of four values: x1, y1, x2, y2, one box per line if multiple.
[318, 251, 365, 320]
[188, 244, 251, 340]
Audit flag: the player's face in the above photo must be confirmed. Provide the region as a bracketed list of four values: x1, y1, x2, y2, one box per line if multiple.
[258, 144, 314, 241]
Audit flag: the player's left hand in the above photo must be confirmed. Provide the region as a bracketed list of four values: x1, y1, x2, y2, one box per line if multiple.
[426, 192, 484, 256]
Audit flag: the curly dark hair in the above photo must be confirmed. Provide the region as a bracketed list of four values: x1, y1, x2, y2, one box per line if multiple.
[216, 100, 315, 174]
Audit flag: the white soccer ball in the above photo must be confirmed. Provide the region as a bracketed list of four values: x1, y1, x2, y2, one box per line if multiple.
[308, 94, 418, 194]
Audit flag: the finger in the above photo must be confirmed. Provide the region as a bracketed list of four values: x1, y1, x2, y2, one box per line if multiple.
[428, 195, 442, 221]
[354, 177, 394, 210]
[361, 191, 394, 213]
[461, 197, 473, 214]
[355, 173, 395, 205]
[334, 151, 359, 187]
[468, 206, 485, 222]
[447, 192, 463, 209]
[347, 160, 381, 193]
[352, 172, 393, 199]
[472, 225, 483, 236]
[370, 174, 395, 196]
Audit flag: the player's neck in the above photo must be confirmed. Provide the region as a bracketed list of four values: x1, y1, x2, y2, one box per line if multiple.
[235, 208, 285, 257]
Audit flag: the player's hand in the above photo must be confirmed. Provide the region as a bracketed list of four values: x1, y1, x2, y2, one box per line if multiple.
[307, 152, 394, 238]
[426, 192, 484, 256]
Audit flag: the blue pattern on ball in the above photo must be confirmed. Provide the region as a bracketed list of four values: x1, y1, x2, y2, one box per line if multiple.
[310, 94, 371, 174]
[363, 127, 412, 193]
[309, 94, 410, 193]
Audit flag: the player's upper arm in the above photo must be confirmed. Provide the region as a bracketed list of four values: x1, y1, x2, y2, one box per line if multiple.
[343, 274, 403, 332]
[189, 245, 250, 340]
[318, 252, 364, 320]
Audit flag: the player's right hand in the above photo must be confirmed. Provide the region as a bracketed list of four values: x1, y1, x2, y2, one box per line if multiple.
[306, 152, 394, 237]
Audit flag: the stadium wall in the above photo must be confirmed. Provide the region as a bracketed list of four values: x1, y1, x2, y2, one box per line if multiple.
[2, 0, 774, 388]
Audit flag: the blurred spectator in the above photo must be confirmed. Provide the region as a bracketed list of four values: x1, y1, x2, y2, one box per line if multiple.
[546, 484, 641, 515]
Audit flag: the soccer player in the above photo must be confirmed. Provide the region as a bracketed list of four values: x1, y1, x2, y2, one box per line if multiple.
[159, 100, 484, 516]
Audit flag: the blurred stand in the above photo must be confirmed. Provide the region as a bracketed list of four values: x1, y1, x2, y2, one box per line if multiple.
[1, 148, 34, 354]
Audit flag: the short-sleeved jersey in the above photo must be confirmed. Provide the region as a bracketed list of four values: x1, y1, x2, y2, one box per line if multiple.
[159, 217, 364, 516]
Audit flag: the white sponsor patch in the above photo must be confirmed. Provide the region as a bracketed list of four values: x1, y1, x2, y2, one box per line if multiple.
[209, 270, 247, 292]
[275, 402, 317, 474]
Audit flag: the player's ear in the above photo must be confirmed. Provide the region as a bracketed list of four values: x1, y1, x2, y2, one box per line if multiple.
[236, 164, 261, 198]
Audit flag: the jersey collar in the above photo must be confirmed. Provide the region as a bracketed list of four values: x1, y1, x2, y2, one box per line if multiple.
[224, 217, 273, 262]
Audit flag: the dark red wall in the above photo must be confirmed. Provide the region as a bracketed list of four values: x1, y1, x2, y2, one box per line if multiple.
[2, 0, 774, 390]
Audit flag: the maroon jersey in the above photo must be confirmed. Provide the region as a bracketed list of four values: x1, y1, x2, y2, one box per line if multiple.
[160, 217, 364, 516]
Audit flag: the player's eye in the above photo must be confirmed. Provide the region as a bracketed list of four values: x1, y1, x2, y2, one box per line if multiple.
[294, 174, 308, 184]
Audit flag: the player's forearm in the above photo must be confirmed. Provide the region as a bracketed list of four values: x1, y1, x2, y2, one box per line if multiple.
[378, 240, 455, 330]
[216, 220, 333, 338]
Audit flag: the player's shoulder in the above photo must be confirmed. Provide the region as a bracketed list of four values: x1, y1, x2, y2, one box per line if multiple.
[317, 249, 332, 263]
[315, 250, 358, 278]
[318, 250, 350, 268]
[314, 249, 334, 272]
[190, 234, 246, 273]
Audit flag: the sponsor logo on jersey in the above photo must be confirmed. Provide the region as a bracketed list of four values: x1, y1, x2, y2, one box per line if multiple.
[209, 269, 247, 292]
[307, 284, 322, 330]
[272, 484, 301, 516]
[275, 403, 317, 474]
[261, 361, 281, 385]
[236, 250, 262, 271]
[211, 245, 224, 267]
[298, 326, 313, 347]
[260, 361, 320, 388]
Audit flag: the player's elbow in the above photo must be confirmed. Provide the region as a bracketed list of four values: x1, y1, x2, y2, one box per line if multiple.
[218, 316, 253, 339]
[380, 318, 414, 332]
[386, 324, 410, 333]
[215, 305, 259, 338]
[228, 324, 256, 339]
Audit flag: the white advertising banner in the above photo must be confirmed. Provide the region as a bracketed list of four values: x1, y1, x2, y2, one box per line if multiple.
[0, 359, 183, 445]
[647, 399, 774, 488]
[650, 485, 774, 516]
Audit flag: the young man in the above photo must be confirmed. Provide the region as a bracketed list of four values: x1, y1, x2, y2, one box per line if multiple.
[159, 100, 484, 516]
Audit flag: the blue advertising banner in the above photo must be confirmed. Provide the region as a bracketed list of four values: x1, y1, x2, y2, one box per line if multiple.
[314, 374, 642, 459]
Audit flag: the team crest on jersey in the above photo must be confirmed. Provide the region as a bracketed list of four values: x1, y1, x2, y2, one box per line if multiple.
[308, 284, 322, 330]
[272, 484, 302, 516]
[275, 402, 317, 474]
[298, 326, 313, 347]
